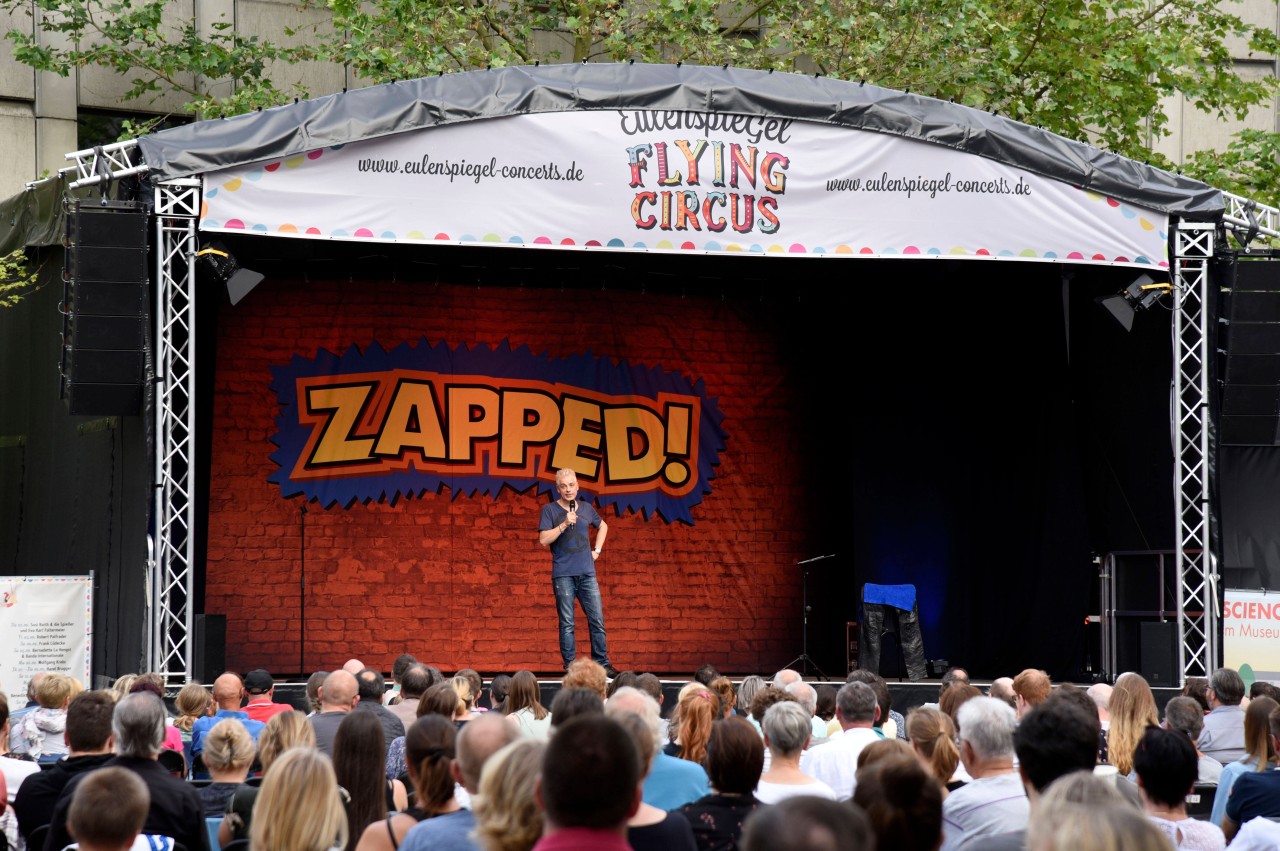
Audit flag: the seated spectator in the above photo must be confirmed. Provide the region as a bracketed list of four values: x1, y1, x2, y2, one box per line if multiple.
[708, 678, 737, 721]
[940, 696, 1027, 850]
[740, 795, 874, 851]
[66, 767, 149, 851]
[310, 670, 360, 757]
[192, 673, 266, 761]
[680, 716, 764, 851]
[243, 670, 296, 723]
[388, 664, 431, 730]
[847, 670, 905, 740]
[1109, 672, 1160, 778]
[548, 687, 604, 733]
[606, 687, 709, 811]
[755, 701, 837, 803]
[1012, 669, 1051, 720]
[668, 687, 718, 766]
[783, 681, 827, 741]
[305, 671, 328, 716]
[906, 706, 962, 796]
[1249, 681, 1280, 703]
[1164, 695, 1222, 785]
[1027, 771, 1168, 851]
[385, 682, 464, 780]
[1199, 668, 1248, 765]
[1209, 695, 1277, 827]
[126, 678, 185, 759]
[198, 718, 256, 817]
[695, 665, 722, 687]
[355, 668, 406, 749]
[505, 670, 552, 741]
[736, 677, 766, 727]
[987, 678, 1016, 710]
[1132, 725, 1226, 850]
[814, 684, 837, 731]
[487, 674, 512, 714]
[614, 712, 697, 851]
[1182, 677, 1212, 714]
[473, 739, 545, 851]
[334, 709, 407, 851]
[562, 659, 608, 699]
[633, 674, 670, 742]
[1223, 704, 1280, 841]
[857, 737, 915, 771]
[355, 715, 459, 851]
[854, 755, 944, 851]
[451, 675, 481, 724]
[173, 682, 212, 755]
[11, 674, 82, 762]
[532, 715, 642, 851]
[251, 747, 348, 851]
[941, 684, 982, 724]
[219, 709, 316, 846]
[1044, 685, 1107, 769]
[384, 655, 417, 707]
[799, 681, 881, 801]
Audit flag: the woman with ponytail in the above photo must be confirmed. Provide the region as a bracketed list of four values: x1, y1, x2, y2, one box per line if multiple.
[906, 706, 963, 796]
[355, 714, 459, 851]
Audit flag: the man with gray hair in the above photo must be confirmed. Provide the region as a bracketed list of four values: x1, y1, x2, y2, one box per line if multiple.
[606, 686, 709, 809]
[798, 681, 880, 800]
[43, 692, 209, 851]
[940, 696, 1027, 850]
[1199, 667, 1248, 764]
[784, 680, 827, 740]
[1164, 695, 1223, 785]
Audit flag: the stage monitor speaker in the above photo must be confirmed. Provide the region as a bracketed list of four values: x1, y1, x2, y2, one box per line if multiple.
[193, 614, 227, 682]
[1139, 620, 1178, 686]
[61, 202, 149, 416]
[1220, 259, 1280, 445]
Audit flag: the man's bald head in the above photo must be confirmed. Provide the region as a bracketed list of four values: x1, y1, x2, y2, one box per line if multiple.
[212, 673, 244, 709]
[455, 713, 517, 792]
[342, 659, 365, 674]
[773, 669, 802, 689]
[320, 670, 359, 711]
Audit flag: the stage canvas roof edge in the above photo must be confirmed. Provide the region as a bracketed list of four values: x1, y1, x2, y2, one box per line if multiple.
[134, 62, 1223, 220]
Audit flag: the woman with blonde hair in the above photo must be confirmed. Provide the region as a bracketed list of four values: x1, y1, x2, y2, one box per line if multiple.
[174, 682, 212, 736]
[451, 676, 479, 724]
[1028, 771, 1170, 851]
[1108, 672, 1160, 777]
[221, 710, 317, 846]
[10, 673, 83, 761]
[504, 671, 551, 741]
[1210, 695, 1278, 826]
[473, 739, 546, 851]
[199, 718, 257, 815]
[250, 747, 348, 851]
[355, 715, 461, 851]
[907, 706, 962, 796]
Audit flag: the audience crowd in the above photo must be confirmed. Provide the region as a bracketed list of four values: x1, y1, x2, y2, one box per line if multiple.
[3, 658, 1280, 851]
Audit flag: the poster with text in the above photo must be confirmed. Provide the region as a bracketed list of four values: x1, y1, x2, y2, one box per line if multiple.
[0, 576, 93, 693]
[1225, 588, 1280, 682]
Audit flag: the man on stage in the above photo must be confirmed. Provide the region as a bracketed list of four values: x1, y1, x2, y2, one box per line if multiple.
[538, 468, 618, 676]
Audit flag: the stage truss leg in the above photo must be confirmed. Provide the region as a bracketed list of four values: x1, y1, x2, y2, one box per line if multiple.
[1172, 221, 1217, 683]
[149, 178, 201, 688]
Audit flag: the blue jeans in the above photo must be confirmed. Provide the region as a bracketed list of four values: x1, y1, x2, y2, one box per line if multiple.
[553, 574, 610, 669]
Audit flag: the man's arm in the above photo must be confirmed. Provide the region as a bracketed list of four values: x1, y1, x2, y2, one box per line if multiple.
[539, 517, 572, 547]
[592, 518, 609, 559]
[1223, 815, 1239, 842]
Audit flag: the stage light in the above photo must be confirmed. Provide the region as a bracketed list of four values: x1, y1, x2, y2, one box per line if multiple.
[1096, 273, 1173, 331]
[196, 242, 265, 306]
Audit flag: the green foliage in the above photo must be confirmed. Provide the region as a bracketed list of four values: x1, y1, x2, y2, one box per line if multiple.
[0, 250, 40, 308]
[3, 0, 1279, 200]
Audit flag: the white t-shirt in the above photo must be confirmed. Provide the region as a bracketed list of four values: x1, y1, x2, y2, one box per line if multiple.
[754, 777, 838, 804]
[1148, 815, 1225, 850]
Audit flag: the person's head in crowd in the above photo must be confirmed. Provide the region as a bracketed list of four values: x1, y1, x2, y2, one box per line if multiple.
[563, 659, 608, 698]
[785, 680, 819, 720]
[250, 747, 348, 851]
[772, 669, 802, 690]
[708, 677, 737, 719]
[37, 674, 81, 710]
[65, 690, 116, 754]
[1044, 684, 1103, 741]
[506, 670, 549, 720]
[391, 654, 417, 686]
[333, 708, 390, 850]
[356, 667, 386, 704]
[941, 667, 970, 694]
[399, 664, 432, 703]
[633, 673, 665, 712]
[26, 672, 50, 706]
[488, 673, 512, 712]
[109, 674, 137, 703]
[613, 711, 658, 787]
[1086, 683, 1113, 724]
[67, 767, 149, 851]
[1132, 725, 1198, 813]
[1250, 681, 1280, 702]
[342, 659, 365, 675]
[258, 709, 315, 773]
[305, 671, 327, 714]
[695, 664, 722, 686]
[537, 715, 641, 835]
[736, 676, 766, 716]
[906, 706, 960, 791]
[763, 701, 813, 759]
[705, 716, 764, 794]
[853, 755, 943, 851]
[1163, 695, 1207, 745]
[548, 687, 604, 732]
[750, 686, 798, 726]
[1207, 667, 1246, 708]
[405, 714, 458, 815]
[127, 679, 164, 702]
[1180, 676, 1211, 713]
[856, 737, 914, 771]
[1108, 672, 1160, 776]
[457, 669, 484, 706]
[0, 692, 8, 744]
[209, 672, 245, 710]
[988, 677, 1016, 708]
[956, 696, 1017, 776]
[741, 795, 875, 851]
[940, 683, 983, 725]
[814, 684, 837, 723]
[673, 686, 719, 765]
[845, 670, 892, 729]
[1237, 695, 1278, 771]
[456, 713, 518, 793]
[604, 687, 662, 763]
[605, 671, 638, 699]
[203, 717, 257, 782]
[319, 669, 359, 713]
[174, 682, 212, 733]
[451, 675, 477, 718]
[1014, 699, 1099, 799]
[1013, 669, 1052, 718]
[1027, 771, 1165, 851]
[835, 681, 880, 729]
[244, 669, 275, 699]
[418, 682, 461, 719]
[113, 691, 166, 758]
[474, 739, 546, 851]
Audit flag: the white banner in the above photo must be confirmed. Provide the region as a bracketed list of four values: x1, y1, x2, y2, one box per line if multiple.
[0, 576, 93, 692]
[1225, 588, 1280, 681]
[201, 111, 1168, 269]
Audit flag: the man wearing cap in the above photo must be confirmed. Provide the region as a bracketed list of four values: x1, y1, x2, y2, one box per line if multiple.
[242, 669, 294, 723]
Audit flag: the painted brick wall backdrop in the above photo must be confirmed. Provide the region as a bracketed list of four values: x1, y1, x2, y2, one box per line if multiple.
[206, 273, 824, 676]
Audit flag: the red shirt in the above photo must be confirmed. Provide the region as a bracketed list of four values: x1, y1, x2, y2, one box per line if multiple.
[243, 698, 293, 723]
[531, 828, 632, 851]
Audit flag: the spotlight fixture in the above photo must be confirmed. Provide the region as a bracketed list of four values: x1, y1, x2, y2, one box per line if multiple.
[196, 242, 265, 306]
[1096, 273, 1174, 332]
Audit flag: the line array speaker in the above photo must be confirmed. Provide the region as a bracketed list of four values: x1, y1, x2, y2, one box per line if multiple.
[1219, 259, 1280, 445]
[60, 201, 149, 415]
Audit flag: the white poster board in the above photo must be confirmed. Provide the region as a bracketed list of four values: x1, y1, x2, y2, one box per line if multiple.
[1225, 588, 1280, 682]
[0, 576, 93, 694]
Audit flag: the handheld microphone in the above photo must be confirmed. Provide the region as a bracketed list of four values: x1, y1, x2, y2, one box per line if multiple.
[567, 499, 577, 525]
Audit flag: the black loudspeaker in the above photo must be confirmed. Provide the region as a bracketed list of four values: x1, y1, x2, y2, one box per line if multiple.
[1219, 259, 1280, 445]
[193, 614, 227, 681]
[61, 201, 149, 415]
[1139, 620, 1178, 686]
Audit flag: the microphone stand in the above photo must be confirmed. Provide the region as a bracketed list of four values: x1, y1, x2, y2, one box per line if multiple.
[782, 554, 835, 679]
